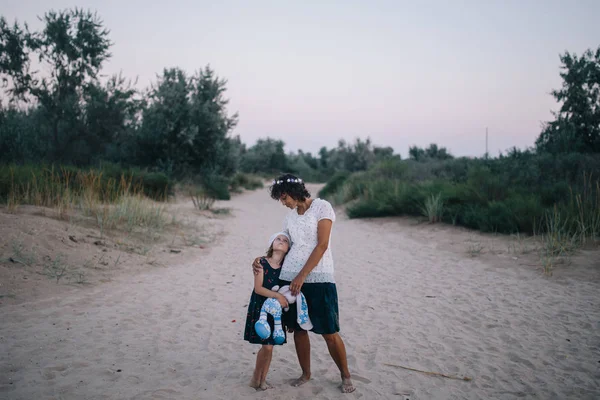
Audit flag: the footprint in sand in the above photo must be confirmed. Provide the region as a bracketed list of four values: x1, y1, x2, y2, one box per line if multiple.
[310, 386, 323, 396]
[42, 364, 69, 380]
[352, 374, 372, 384]
[126, 375, 141, 384]
[42, 370, 56, 380]
[507, 352, 536, 369]
[131, 389, 182, 400]
[178, 378, 193, 387]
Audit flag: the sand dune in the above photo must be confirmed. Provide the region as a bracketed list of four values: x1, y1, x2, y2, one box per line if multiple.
[2, 185, 599, 399]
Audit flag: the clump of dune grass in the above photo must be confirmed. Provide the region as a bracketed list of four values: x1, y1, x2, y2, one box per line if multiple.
[109, 195, 168, 232]
[507, 233, 536, 255]
[189, 186, 216, 210]
[421, 193, 444, 223]
[536, 206, 580, 275]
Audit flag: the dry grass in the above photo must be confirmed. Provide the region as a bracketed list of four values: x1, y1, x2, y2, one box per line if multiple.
[5, 168, 170, 236]
[536, 206, 580, 276]
[506, 233, 537, 255]
[85, 195, 168, 234]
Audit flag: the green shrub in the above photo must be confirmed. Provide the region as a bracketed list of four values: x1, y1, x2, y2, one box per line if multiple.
[303, 151, 600, 241]
[460, 204, 489, 231]
[318, 171, 350, 199]
[505, 193, 545, 233]
[200, 172, 230, 200]
[466, 166, 508, 202]
[137, 172, 172, 200]
[485, 201, 518, 233]
[387, 182, 425, 215]
[370, 159, 407, 179]
[540, 182, 571, 207]
[347, 198, 395, 219]
[230, 173, 264, 191]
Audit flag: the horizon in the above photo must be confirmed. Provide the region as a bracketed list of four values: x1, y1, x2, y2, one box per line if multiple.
[3, 0, 599, 158]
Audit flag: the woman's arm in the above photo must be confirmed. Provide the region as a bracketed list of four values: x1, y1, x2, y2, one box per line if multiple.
[252, 256, 263, 275]
[253, 267, 288, 308]
[289, 219, 332, 295]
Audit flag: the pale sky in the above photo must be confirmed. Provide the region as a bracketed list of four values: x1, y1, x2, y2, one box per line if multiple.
[4, 0, 599, 157]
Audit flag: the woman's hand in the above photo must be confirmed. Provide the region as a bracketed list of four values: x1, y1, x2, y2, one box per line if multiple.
[290, 274, 306, 296]
[276, 294, 289, 309]
[252, 257, 263, 275]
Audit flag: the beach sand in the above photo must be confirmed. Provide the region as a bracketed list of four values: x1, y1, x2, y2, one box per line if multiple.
[2, 184, 599, 399]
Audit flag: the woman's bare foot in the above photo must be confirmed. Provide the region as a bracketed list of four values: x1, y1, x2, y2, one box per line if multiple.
[249, 379, 261, 390]
[291, 373, 311, 387]
[341, 377, 356, 393]
[260, 381, 274, 390]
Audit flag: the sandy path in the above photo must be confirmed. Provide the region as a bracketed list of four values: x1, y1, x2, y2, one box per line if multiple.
[2, 186, 599, 399]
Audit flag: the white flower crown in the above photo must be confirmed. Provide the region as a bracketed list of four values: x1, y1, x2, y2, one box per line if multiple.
[272, 178, 303, 185]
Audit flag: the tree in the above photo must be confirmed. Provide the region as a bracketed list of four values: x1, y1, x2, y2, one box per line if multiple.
[536, 46, 600, 153]
[409, 143, 452, 161]
[0, 105, 47, 163]
[327, 138, 377, 172]
[188, 66, 239, 175]
[138, 67, 192, 172]
[85, 74, 140, 165]
[240, 138, 288, 173]
[0, 9, 112, 163]
[373, 146, 395, 160]
[318, 146, 330, 170]
[137, 66, 238, 176]
[408, 145, 425, 161]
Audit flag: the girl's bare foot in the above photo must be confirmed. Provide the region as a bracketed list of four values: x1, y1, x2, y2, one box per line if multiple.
[260, 381, 274, 390]
[341, 377, 356, 393]
[291, 373, 311, 387]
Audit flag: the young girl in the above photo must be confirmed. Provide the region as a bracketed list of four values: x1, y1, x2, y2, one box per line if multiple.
[244, 232, 291, 390]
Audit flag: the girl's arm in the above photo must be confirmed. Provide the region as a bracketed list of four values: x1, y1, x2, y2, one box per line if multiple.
[289, 219, 332, 295]
[253, 265, 288, 307]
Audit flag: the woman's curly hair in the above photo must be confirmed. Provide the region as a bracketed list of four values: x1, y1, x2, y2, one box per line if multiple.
[269, 173, 311, 201]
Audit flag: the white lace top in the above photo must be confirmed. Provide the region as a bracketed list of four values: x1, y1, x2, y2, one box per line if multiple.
[280, 198, 336, 283]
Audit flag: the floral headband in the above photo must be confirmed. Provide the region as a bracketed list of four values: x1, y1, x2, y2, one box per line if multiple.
[272, 178, 303, 185]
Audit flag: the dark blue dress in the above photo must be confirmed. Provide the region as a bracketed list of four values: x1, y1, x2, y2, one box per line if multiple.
[243, 258, 287, 345]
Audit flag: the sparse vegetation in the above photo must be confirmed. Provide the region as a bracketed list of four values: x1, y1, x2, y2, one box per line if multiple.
[71, 270, 88, 285]
[10, 238, 36, 266]
[211, 207, 231, 215]
[466, 240, 484, 257]
[43, 254, 69, 283]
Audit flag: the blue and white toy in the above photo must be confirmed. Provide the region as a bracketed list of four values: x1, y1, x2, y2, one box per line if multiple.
[254, 298, 286, 345]
[254, 285, 313, 344]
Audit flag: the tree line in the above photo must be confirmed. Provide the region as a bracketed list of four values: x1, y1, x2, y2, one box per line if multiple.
[1, 8, 598, 189]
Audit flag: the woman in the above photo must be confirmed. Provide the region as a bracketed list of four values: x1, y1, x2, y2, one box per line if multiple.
[252, 173, 355, 394]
